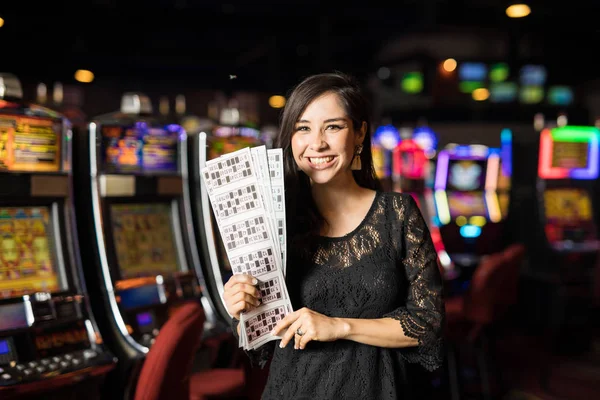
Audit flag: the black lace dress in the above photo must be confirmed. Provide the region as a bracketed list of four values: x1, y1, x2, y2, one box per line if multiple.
[235, 191, 445, 400]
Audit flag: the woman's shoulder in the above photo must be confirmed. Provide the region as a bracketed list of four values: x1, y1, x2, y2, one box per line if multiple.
[378, 191, 416, 211]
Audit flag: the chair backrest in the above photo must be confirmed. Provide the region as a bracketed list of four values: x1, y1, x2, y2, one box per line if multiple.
[134, 302, 206, 400]
[497, 243, 526, 307]
[464, 252, 507, 325]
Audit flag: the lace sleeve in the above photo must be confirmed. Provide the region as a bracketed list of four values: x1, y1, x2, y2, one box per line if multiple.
[231, 318, 274, 369]
[383, 195, 445, 371]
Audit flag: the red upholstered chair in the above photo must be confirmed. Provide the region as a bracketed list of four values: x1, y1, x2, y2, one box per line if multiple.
[133, 302, 246, 400]
[134, 302, 206, 400]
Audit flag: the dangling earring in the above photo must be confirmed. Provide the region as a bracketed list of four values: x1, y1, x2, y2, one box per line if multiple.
[351, 144, 363, 170]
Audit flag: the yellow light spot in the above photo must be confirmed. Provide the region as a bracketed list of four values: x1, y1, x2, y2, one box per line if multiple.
[469, 216, 487, 227]
[472, 88, 490, 101]
[506, 4, 531, 18]
[455, 216, 467, 226]
[443, 58, 457, 72]
[74, 69, 94, 83]
[0, 18, 4, 28]
[269, 95, 286, 109]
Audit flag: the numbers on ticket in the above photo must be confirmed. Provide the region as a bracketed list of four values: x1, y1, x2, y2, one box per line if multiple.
[245, 305, 288, 343]
[213, 184, 260, 218]
[268, 152, 283, 179]
[229, 247, 278, 276]
[204, 153, 254, 190]
[221, 216, 270, 251]
[257, 277, 284, 304]
[271, 186, 284, 212]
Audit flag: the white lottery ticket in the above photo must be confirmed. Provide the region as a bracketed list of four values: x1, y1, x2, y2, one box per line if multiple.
[267, 148, 287, 275]
[201, 146, 292, 350]
[242, 301, 293, 349]
[250, 146, 281, 259]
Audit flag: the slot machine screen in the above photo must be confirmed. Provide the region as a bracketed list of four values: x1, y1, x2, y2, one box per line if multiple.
[544, 189, 594, 242]
[208, 136, 262, 161]
[446, 159, 486, 191]
[447, 192, 487, 218]
[0, 115, 61, 172]
[551, 141, 589, 169]
[110, 203, 180, 279]
[543, 189, 592, 223]
[0, 207, 63, 299]
[100, 123, 179, 173]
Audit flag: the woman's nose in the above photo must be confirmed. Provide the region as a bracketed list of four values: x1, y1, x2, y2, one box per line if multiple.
[309, 133, 327, 150]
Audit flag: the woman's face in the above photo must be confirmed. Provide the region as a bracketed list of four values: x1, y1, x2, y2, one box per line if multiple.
[291, 92, 365, 186]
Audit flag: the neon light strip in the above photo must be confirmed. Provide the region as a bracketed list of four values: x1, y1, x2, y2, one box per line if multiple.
[500, 128, 512, 176]
[434, 150, 450, 190]
[538, 129, 567, 178]
[485, 153, 500, 190]
[434, 189, 451, 224]
[485, 191, 501, 222]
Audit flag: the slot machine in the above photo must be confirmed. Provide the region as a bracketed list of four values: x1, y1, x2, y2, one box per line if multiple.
[73, 93, 212, 394]
[188, 124, 263, 324]
[433, 144, 505, 270]
[392, 138, 455, 278]
[0, 74, 115, 397]
[531, 125, 600, 351]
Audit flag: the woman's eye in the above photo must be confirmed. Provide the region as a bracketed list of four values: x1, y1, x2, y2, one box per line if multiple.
[326, 124, 343, 131]
[295, 126, 309, 132]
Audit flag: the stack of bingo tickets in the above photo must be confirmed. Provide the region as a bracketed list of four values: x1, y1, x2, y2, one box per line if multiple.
[201, 146, 291, 350]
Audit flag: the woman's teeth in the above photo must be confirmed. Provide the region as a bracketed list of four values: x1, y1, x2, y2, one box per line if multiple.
[309, 156, 334, 164]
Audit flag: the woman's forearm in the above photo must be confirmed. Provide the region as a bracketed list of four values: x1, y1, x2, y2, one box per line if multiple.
[336, 317, 419, 348]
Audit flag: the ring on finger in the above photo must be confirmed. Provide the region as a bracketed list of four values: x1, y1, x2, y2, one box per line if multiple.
[296, 328, 304, 336]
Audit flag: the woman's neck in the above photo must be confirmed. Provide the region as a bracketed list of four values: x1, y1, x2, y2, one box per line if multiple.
[311, 173, 372, 228]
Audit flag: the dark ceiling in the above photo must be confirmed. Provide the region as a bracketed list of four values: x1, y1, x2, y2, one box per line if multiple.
[1, 0, 599, 93]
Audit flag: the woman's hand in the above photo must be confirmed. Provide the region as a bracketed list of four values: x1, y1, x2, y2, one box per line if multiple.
[223, 274, 261, 320]
[271, 307, 348, 350]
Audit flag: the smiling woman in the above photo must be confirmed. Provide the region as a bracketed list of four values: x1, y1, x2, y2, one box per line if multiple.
[222, 72, 445, 400]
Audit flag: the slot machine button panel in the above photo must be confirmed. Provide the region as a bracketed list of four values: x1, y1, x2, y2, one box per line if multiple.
[83, 350, 97, 359]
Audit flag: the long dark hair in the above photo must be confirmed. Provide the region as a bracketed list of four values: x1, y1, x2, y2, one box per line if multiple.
[275, 72, 381, 238]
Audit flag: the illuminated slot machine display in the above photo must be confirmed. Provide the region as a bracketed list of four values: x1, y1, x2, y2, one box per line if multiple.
[0, 74, 115, 396]
[538, 126, 600, 252]
[188, 125, 263, 324]
[434, 144, 503, 268]
[392, 139, 455, 277]
[372, 124, 400, 191]
[73, 93, 211, 392]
